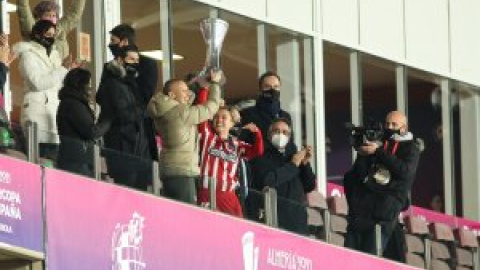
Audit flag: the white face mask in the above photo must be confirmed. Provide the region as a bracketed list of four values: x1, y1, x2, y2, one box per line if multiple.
[271, 133, 289, 149]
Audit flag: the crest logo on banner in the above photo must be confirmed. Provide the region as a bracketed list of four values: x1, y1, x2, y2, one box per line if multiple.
[242, 231, 259, 270]
[111, 212, 146, 270]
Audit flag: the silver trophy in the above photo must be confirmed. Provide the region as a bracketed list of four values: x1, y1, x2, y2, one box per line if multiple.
[199, 18, 229, 77]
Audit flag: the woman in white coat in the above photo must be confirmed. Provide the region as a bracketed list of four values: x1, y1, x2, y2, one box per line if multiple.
[14, 20, 77, 157]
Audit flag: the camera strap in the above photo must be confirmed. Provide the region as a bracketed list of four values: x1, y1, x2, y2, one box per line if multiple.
[383, 140, 399, 155]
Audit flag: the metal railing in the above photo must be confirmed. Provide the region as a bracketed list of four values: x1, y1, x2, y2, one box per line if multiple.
[263, 187, 278, 228]
[25, 120, 39, 164]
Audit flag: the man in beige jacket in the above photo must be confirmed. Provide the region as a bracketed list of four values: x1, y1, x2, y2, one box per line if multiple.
[17, 0, 86, 59]
[148, 70, 223, 204]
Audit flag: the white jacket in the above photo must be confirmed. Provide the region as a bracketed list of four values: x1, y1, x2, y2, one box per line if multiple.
[13, 41, 68, 143]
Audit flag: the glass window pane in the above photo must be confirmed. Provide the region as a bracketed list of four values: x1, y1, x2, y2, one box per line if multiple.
[324, 43, 351, 184]
[407, 69, 443, 211]
[362, 54, 396, 121]
[121, 0, 162, 87]
[171, 1, 209, 84]
[451, 88, 462, 215]
[267, 26, 312, 147]
[218, 11, 258, 102]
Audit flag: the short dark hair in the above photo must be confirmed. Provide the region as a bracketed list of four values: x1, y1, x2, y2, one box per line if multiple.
[162, 79, 184, 95]
[117, 44, 139, 58]
[110, 24, 136, 44]
[269, 117, 292, 136]
[258, 71, 281, 88]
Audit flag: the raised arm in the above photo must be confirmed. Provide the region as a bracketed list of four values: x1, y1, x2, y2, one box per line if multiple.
[17, 0, 35, 40]
[240, 124, 263, 160]
[196, 87, 214, 134]
[57, 0, 86, 33]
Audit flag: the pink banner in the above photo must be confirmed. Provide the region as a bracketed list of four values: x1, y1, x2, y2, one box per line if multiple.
[45, 168, 417, 270]
[327, 183, 480, 233]
[0, 155, 43, 254]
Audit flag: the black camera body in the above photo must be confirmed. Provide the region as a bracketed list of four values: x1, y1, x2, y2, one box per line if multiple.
[346, 121, 384, 148]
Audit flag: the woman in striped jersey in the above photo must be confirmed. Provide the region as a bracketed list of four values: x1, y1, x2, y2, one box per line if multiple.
[196, 88, 263, 217]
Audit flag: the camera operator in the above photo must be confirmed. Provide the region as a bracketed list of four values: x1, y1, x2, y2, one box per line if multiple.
[343, 111, 420, 262]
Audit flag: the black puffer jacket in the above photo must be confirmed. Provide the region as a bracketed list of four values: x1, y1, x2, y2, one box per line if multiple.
[98, 56, 159, 161]
[96, 60, 150, 159]
[343, 133, 421, 226]
[248, 142, 316, 235]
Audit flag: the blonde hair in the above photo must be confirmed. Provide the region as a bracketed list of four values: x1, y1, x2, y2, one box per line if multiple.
[215, 106, 241, 124]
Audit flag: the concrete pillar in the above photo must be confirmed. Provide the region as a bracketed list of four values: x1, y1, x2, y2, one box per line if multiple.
[460, 91, 480, 220]
[276, 39, 303, 148]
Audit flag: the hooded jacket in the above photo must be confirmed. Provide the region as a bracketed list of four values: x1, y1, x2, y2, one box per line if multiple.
[14, 41, 67, 143]
[148, 83, 221, 177]
[17, 0, 86, 59]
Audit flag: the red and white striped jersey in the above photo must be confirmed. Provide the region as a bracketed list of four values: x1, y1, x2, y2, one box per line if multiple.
[198, 123, 263, 192]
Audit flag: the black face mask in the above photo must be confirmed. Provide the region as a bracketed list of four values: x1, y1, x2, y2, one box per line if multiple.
[384, 128, 401, 140]
[41, 37, 55, 47]
[124, 63, 139, 77]
[260, 89, 280, 101]
[34, 36, 55, 54]
[108, 43, 121, 58]
[256, 89, 281, 116]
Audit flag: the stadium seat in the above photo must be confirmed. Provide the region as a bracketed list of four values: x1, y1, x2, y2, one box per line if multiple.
[306, 191, 329, 240]
[429, 222, 456, 270]
[0, 149, 27, 161]
[327, 195, 348, 246]
[453, 228, 478, 270]
[403, 215, 430, 269]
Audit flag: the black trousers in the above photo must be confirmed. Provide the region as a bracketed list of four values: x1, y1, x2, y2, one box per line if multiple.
[345, 216, 396, 252]
[345, 217, 405, 263]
